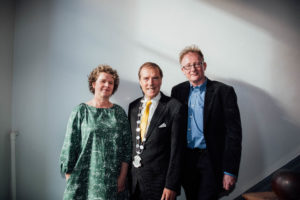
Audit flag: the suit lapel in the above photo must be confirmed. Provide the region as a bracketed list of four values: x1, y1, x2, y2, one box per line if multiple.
[146, 93, 168, 140]
[130, 99, 142, 131]
[182, 82, 190, 105]
[204, 79, 215, 129]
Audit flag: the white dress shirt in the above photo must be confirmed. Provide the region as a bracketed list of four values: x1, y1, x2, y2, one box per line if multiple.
[141, 92, 161, 137]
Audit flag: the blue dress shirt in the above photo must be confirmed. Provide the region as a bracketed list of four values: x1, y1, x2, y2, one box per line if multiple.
[187, 79, 207, 149]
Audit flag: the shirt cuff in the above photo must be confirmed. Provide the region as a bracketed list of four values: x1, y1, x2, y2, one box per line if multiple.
[224, 171, 236, 178]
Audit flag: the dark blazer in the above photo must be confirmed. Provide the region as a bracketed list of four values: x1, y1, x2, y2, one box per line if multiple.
[171, 78, 242, 188]
[128, 92, 185, 199]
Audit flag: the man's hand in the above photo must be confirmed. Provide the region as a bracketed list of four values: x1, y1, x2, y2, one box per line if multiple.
[161, 188, 176, 200]
[223, 174, 236, 191]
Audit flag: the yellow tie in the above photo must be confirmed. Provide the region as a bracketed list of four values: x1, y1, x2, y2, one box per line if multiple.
[140, 101, 152, 141]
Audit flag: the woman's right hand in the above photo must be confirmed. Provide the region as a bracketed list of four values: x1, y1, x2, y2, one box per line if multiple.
[65, 173, 70, 180]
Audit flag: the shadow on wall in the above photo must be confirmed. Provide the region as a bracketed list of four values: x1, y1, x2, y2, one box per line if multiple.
[111, 79, 142, 113]
[204, 0, 300, 49]
[217, 78, 300, 199]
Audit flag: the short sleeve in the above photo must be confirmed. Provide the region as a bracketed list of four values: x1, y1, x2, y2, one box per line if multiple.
[59, 105, 82, 174]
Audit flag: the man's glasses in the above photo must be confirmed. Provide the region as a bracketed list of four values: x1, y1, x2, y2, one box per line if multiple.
[182, 62, 204, 71]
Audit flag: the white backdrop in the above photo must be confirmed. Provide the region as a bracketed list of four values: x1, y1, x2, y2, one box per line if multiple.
[6, 0, 300, 199]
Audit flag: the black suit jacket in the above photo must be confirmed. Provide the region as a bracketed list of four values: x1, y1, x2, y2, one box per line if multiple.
[128, 92, 185, 199]
[171, 79, 242, 187]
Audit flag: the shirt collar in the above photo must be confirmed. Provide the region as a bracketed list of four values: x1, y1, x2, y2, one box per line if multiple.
[143, 92, 161, 106]
[190, 78, 207, 91]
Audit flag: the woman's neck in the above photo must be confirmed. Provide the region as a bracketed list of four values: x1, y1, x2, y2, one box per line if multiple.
[88, 97, 112, 108]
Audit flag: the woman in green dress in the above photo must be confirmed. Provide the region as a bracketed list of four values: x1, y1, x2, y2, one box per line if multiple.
[60, 65, 131, 200]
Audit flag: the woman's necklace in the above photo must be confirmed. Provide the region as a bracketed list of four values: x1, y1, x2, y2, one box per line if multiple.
[133, 99, 147, 168]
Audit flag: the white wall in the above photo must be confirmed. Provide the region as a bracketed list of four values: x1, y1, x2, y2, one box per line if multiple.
[0, 0, 15, 199]
[10, 0, 300, 199]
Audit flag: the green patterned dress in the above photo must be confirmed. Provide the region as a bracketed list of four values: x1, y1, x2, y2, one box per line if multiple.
[60, 103, 131, 200]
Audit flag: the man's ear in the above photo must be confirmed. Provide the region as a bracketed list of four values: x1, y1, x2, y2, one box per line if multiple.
[203, 62, 207, 71]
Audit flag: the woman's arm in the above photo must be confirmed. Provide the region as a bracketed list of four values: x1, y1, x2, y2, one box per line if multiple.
[60, 105, 83, 180]
[117, 162, 129, 192]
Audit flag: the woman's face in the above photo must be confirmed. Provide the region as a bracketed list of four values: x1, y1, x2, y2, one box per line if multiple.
[92, 72, 114, 98]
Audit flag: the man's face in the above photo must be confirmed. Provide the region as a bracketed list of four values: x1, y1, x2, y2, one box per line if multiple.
[181, 52, 206, 86]
[139, 67, 162, 99]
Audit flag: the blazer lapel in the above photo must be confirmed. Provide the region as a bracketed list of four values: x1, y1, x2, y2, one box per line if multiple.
[145, 93, 168, 140]
[130, 99, 142, 130]
[203, 79, 215, 129]
[182, 82, 190, 105]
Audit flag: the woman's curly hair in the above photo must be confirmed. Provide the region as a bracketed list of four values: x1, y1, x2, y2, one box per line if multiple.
[88, 64, 119, 95]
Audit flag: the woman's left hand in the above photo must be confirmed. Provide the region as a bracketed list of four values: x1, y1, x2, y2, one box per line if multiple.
[117, 162, 129, 193]
[117, 176, 126, 192]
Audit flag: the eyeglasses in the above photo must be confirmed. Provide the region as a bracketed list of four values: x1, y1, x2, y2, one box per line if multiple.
[182, 62, 204, 71]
